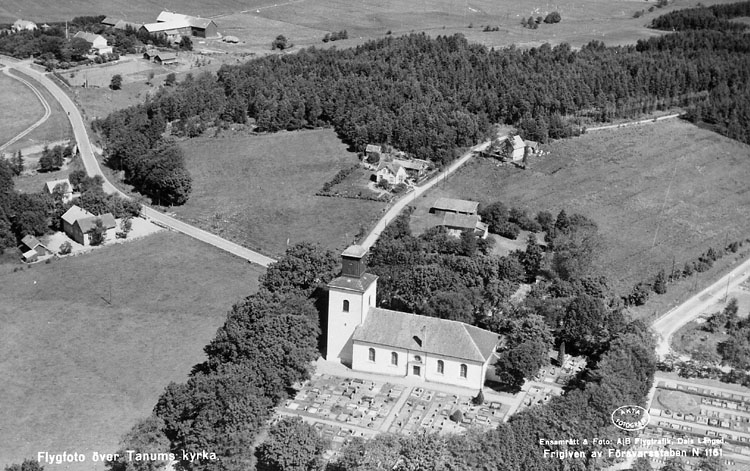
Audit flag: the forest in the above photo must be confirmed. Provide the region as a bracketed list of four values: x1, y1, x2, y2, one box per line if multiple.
[650, 0, 750, 31]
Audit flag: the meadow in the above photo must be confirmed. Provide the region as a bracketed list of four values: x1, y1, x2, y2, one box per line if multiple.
[1, 70, 73, 154]
[0, 232, 263, 470]
[408, 119, 750, 296]
[173, 128, 387, 258]
[0, 71, 43, 148]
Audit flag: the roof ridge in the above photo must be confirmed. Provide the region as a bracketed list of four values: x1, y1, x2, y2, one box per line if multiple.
[461, 323, 487, 361]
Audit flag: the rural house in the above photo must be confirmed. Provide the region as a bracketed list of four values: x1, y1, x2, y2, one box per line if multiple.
[12, 19, 37, 32]
[392, 158, 429, 180]
[144, 11, 219, 38]
[20, 235, 52, 262]
[327, 246, 502, 390]
[43, 178, 75, 202]
[375, 161, 407, 185]
[505, 135, 526, 161]
[61, 205, 117, 246]
[73, 31, 113, 54]
[430, 197, 479, 216]
[439, 213, 489, 239]
[153, 52, 178, 65]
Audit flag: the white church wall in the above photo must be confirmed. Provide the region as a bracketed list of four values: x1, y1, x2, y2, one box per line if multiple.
[326, 280, 377, 364]
[352, 342, 408, 377]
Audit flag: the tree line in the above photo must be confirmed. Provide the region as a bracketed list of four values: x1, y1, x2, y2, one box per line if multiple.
[650, 0, 750, 31]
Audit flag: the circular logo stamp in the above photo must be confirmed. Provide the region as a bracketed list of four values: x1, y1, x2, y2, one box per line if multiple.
[611, 405, 650, 431]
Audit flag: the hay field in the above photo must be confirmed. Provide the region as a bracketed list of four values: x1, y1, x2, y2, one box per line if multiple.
[408, 119, 750, 295]
[0, 232, 262, 470]
[173, 128, 387, 258]
[0, 72, 44, 148]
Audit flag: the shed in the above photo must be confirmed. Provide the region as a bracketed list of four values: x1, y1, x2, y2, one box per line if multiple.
[44, 178, 74, 202]
[21, 235, 52, 257]
[153, 52, 178, 65]
[439, 213, 488, 239]
[430, 197, 479, 216]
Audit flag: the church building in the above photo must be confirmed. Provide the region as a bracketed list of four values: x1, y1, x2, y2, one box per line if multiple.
[326, 245, 501, 391]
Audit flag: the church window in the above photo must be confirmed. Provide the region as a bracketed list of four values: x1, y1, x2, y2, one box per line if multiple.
[368, 348, 375, 362]
[437, 360, 444, 374]
[460, 364, 467, 378]
[343, 300, 349, 312]
[391, 352, 398, 366]
[414, 355, 421, 363]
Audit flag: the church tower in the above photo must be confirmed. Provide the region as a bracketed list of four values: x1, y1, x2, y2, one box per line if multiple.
[326, 245, 378, 365]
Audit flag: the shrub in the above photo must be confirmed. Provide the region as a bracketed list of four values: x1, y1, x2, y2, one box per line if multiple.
[376, 179, 392, 191]
[544, 11, 562, 23]
[449, 409, 464, 423]
[59, 241, 72, 255]
[472, 390, 485, 405]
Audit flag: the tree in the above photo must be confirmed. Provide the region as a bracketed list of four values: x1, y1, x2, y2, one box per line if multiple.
[38, 145, 63, 172]
[59, 241, 72, 255]
[520, 234, 544, 281]
[260, 242, 338, 297]
[12, 150, 24, 175]
[88, 218, 106, 246]
[164, 73, 176, 86]
[544, 11, 562, 23]
[69, 37, 92, 59]
[4, 460, 44, 471]
[472, 390, 485, 405]
[110, 74, 123, 90]
[272, 35, 289, 50]
[178, 35, 193, 51]
[653, 268, 668, 294]
[420, 290, 475, 324]
[106, 416, 171, 471]
[559, 294, 621, 358]
[494, 340, 548, 391]
[255, 417, 325, 471]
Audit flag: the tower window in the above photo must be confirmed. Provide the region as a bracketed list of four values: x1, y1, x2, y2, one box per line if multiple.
[460, 364, 467, 378]
[437, 360, 444, 374]
[391, 352, 398, 366]
[343, 300, 349, 312]
[368, 348, 375, 362]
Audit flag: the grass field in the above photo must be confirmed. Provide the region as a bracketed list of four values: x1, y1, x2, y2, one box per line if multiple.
[0, 72, 44, 148]
[2, 70, 73, 154]
[0, 231, 263, 470]
[172, 128, 386, 257]
[407, 119, 750, 296]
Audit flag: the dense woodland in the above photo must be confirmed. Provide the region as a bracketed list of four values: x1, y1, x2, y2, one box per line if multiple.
[650, 0, 750, 31]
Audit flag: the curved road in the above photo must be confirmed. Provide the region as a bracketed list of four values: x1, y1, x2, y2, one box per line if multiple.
[0, 57, 276, 267]
[0, 67, 52, 152]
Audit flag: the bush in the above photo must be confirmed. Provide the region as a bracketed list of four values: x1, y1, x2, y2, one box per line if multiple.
[449, 409, 464, 423]
[376, 179, 392, 191]
[110, 74, 122, 90]
[59, 241, 72, 255]
[472, 390, 485, 405]
[544, 11, 562, 23]
[496, 221, 521, 239]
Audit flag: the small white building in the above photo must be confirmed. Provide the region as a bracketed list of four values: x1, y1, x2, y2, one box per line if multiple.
[505, 135, 526, 162]
[326, 246, 501, 391]
[12, 19, 37, 32]
[73, 31, 113, 55]
[44, 178, 74, 203]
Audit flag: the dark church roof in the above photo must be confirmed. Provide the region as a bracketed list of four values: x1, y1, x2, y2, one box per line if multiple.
[328, 273, 378, 292]
[352, 307, 499, 363]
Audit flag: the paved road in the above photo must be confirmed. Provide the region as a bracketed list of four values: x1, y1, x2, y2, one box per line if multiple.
[652, 257, 750, 358]
[0, 67, 52, 152]
[0, 57, 276, 268]
[360, 140, 492, 250]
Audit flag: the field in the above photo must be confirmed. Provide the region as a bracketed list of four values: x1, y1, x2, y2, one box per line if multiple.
[172, 128, 387, 257]
[0, 70, 73, 154]
[0, 232, 263, 470]
[407, 119, 750, 296]
[0, 71, 44, 149]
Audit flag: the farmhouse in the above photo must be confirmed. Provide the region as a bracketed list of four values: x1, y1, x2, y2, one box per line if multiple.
[73, 31, 113, 55]
[439, 213, 489, 239]
[155, 11, 218, 38]
[327, 246, 501, 390]
[140, 23, 191, 42]
[12, 19, 37, 32]
[392, 158, 429, 180]
[103, 17, 142, 31]
[43, 178, 74, 202]
[375, 161, 407, 185]
[61, 205, 117, 246]
[20, 235, 52, 262]
[430, 197, 479, 216]
[505, 135, 526, 162]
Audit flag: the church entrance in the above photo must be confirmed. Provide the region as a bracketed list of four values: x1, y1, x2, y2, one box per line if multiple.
[412, 365, 421, 376]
